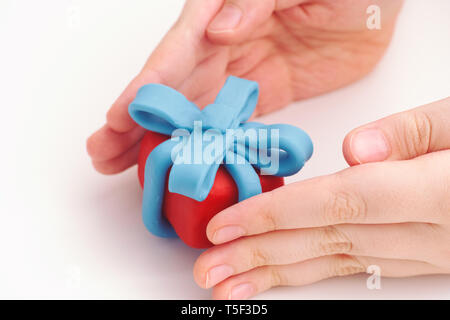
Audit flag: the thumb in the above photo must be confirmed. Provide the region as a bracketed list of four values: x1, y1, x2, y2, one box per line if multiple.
[343, 97, 450, 166]
[206, 0, 305, 45]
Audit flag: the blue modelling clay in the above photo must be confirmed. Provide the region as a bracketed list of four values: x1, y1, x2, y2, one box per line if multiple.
[129, 76, 313, 238]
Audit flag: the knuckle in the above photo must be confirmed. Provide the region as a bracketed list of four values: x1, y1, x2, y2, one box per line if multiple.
[328, 255, 365, 277]
[316, 226, 353, 256]
[249, 247, 271, 268]
[322, 177, 367, 224]
[398, 111, 433, 157]
[267, 266, 285, 287]
[258, 192, 279, 231]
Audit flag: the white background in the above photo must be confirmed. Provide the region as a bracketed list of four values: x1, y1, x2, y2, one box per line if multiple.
[0, 0, 449, 299]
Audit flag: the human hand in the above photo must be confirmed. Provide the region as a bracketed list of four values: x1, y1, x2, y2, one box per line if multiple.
[87, 0, 403, 174]
[193, 97, 450, 299]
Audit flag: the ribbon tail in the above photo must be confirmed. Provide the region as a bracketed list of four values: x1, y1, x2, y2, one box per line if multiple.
[168, 129, 224, 202]
[224, 151, 262, 202]
[142, 139, 179, 238]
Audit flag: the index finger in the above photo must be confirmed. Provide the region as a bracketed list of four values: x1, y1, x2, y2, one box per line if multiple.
[206, 152, 448, 244]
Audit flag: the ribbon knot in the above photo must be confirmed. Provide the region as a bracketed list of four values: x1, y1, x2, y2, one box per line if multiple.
[200, 103, 240, 131]
[129, 76, 313, 238]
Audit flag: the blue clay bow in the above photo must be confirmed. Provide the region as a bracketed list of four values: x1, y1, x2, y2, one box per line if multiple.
[129, 76, 313, 238]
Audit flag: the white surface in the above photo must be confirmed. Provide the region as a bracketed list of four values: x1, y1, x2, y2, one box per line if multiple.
[0, 0, 449, 299]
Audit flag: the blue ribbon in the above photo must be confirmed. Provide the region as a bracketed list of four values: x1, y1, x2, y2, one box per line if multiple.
[129, 76, 313, 238]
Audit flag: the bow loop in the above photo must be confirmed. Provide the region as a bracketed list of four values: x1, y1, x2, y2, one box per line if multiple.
[214, 76, 259, 124]
[129, 84, 201, 135]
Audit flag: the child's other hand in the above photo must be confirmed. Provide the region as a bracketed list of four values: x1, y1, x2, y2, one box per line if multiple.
[194, 97, 450, 299]
[87, 0, 403, 174]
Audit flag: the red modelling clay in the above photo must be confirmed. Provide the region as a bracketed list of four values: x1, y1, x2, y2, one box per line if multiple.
[138, 131, 284, 248]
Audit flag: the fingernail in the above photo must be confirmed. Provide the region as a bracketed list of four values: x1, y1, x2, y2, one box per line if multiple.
[212, 225, 246, 244]
[208, 4, 242, 32]
[350, 128, 390, 164]
[229, 282, 255, 300]
[206, 265, 234, 288]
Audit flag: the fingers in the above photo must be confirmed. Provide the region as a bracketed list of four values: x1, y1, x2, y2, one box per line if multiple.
[106, 72, 162, 133]
[91, 142, 141, 175]
[177, 49, 230, 105]
[206, 151, 450, 243]
[211, 255, 364, 299]
[240, 53, 293, 115]
[209, 254, 443, 299]
[87, 125, 145, 162]
[343, 97, 450, 165]
[194, 222, 442, 289]
[207, 0, 306, 45]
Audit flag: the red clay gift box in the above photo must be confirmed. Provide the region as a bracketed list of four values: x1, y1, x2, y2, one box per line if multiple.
[129, 76, 313, 249]
[137, 131, 285, 248]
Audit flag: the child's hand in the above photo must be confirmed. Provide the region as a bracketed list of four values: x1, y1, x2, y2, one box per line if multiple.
[193, 97, 450, 299]
[87, 0, 403, 174]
